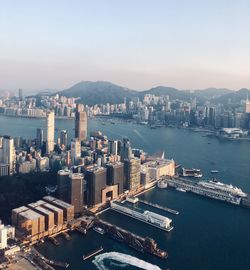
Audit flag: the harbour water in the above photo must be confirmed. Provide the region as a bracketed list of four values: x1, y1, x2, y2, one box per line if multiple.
[1, 116, 250, 270]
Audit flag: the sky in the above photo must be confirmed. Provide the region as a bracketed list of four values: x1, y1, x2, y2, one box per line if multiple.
[0, 0, 250, 92]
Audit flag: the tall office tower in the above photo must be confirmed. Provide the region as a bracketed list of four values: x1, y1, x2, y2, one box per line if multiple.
[108, 140, 118, 155]
[69, 173, 84, 215]
[57, 169, 71, 202]
[75, 104, 88, 142]
[71, 138, 81, 164]
[18, 88, 23, 101]
[120, 138, 132, 161]
[106, 162, 124, 194]
[84, 167, 107, 206]
[124, 158, 141, 191]
[46, 111, 55, 153]
[36, 128, 43, 149]
[60, 130, 67, 148]
[0, 136, 16, 175]
[245, 95, 250, 113]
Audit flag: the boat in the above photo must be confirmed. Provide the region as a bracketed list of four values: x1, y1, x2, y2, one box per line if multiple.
[210, 170, 219, 173]
[93, 226, 105, 235]
[82, 246, 104, 260]
[176, 187, 186, 192]
[157, 180, 168, 189]
[198, 180, 247, 197]
[182, 168, 202, 178]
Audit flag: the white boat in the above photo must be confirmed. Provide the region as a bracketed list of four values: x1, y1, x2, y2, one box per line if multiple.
[157, 180, 168, 189]
[93, 226, 105, 235]
[176, 187, 186, 192]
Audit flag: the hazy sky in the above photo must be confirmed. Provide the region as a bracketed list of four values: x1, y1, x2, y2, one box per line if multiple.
[0, 0, 250, 91]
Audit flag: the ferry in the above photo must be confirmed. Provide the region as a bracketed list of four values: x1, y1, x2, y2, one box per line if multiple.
[182, 168, 202, 178]
[93, 226, 105, 235]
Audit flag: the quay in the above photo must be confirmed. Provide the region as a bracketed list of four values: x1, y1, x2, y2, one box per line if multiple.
[139, 199, 179, 215]
[95, 218, 168, 259]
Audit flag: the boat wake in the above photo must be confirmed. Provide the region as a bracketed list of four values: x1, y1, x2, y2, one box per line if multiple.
[92, 252, 162, 270]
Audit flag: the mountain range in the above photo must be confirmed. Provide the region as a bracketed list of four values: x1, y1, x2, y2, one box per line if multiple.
[56, 81, 250, 105]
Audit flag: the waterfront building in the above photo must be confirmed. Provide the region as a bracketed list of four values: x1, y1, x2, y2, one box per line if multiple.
[124, 158, 141, 191]
[245, 96, 250, 113]
[0, 136, 16, 175]
[75, 104, 88, 142]
[142, 159, 175, 180]
[84, 166, 107, 206]
[43, 196, 74, 221]
[57, 169, 71, 202]
[106, 162, 124, 194]
[46, 111, 55, 153]
[36, 128, 43, 149]
[69, 173, 84, 215]
[60, 130, 67, 148]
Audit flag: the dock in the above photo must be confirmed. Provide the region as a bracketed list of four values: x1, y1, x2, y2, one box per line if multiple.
[95, 219, 168, 259]
[49, 237, 60, 246]
[139, 199, 179, 215]
[62, 232, 72, 241]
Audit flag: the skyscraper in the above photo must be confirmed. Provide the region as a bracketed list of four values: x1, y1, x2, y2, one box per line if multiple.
[108, 140, 118, 155]
[0, 136, 16, 175]
[70, 138, 81, 164]
[106, 162, 124, 194]
[60, 130, 67, 148]
[36, 128, 43, 149]
[84, 167, 106, 206]
[69, 173, 84, 215]
[75, 104, 87, 142]
[18, 88, 23, 101]
[124, 158, 141, 191]
[57, 169, 71, 202]
[120, 138, 132, 161]
[46, 111, 55, 153]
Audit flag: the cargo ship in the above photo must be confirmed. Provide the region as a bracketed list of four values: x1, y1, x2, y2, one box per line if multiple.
[111, 201, 173, 232]
[182, 168, 203, 178]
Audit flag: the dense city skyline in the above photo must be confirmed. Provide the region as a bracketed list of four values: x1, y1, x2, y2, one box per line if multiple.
[1, 0, 250, 90]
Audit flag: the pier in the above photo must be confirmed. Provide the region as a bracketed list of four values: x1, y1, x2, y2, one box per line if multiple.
[49, 236, 60, 246]
[94, 219, 168, 259]
[62, 232, 72, 241]
[139, 199, 179, 215]
[82, 246, 104, 260]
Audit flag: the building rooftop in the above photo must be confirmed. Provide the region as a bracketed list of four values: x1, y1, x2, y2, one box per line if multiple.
[12, 206, 29, 214]
[42, 203, 63, 213]
[19, 209, 43, 221]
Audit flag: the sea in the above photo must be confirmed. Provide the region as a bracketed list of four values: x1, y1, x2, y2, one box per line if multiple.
[0, 115, 250, 270]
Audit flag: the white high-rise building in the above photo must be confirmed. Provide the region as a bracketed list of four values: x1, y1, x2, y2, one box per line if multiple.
[0, 224, 7, 249]
[0, 136, 16, 175]
[46, 111, 55, 153]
